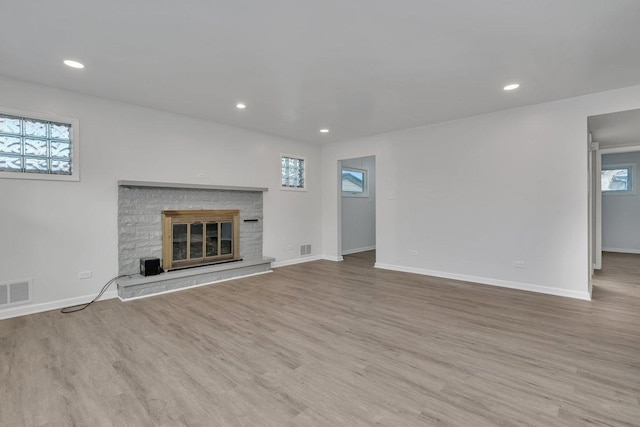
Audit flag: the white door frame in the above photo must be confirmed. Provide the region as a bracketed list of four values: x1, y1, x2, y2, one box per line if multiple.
[593, 144, 640, 270]
[592, 142, 601, 271]
[588, 141, 596, 279]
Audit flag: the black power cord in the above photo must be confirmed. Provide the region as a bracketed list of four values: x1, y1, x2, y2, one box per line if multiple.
[61, 274, 130, 314]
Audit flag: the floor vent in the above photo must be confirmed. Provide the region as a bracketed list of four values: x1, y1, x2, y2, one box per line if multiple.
[0, 279, 32, 308]
[300, 244, 312, 256]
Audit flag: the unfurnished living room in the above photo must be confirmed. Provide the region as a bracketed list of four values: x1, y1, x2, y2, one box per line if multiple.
[1, 1, 640, 426]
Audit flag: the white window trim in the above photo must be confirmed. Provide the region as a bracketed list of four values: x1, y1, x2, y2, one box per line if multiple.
[341, 166, 368, 198]
[280, 153, 307, 192]
[602, 163, 635, 196]
[0, 106, 80, 182]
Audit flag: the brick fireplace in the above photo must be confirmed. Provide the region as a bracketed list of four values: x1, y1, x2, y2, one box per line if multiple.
[115, 181, 273, 299]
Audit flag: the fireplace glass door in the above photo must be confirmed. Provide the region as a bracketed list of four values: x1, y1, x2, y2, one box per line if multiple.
[172, 223, 188, 261]
[162, 210, 239, 270]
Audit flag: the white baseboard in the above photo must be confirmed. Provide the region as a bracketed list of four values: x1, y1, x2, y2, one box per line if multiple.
[271, 254, 348, 268]
[602, 247, 640, 254]
[0, 289, 119, 321]
[374, 263, 591, 301]
[341, 245, 376, 255]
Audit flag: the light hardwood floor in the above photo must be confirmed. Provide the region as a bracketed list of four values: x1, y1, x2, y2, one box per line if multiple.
[1, 251, 639, 426]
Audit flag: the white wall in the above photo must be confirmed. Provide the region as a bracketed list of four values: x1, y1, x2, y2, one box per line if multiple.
[5, 77, 640, 319]
[322, 85, 640, 300]
[340, 156, 376, 254]
[0, 76, 321, 318]
[602, 150, 640, 253]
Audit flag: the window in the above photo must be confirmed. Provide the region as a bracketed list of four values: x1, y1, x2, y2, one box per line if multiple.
[281, 154, 305, 190]
[342, 167, 367, 197]
[602, 164, 634, 195]
[0, 108, 79, 181]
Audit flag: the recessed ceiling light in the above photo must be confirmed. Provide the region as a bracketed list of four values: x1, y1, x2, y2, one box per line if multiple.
[63, 59, 85, 69]
[319, 129, 330, 133]
[236, 103, 246, 109]
[503, 83, 520, 91]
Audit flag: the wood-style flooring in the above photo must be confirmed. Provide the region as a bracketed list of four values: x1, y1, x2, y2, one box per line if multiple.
[1, 251, 639, 426]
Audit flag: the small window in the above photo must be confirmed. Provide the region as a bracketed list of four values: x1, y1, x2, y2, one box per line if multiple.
[342, 167, 367, 197]
[602, 164, 634, 195]
[0, 108, 79, 181]
[281, 154, 305, 190]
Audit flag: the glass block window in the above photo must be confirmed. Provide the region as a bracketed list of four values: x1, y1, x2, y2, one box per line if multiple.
[281, 154, 305, 190]
[602, 164, 634, 194]
[0, 111, 77, 180]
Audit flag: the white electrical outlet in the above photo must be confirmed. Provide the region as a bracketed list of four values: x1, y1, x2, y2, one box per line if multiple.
[287, 245, 294, 251]
[513, 261, 526, 269]
[78, 271, 92, 279]
[410, 249, 418, 256]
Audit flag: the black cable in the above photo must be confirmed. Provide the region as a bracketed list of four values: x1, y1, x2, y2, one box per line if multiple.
[61, 274, 129, 314]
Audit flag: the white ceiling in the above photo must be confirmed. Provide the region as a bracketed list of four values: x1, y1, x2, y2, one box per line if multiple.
[589, 109, 640, 148]
[2, 0, 640, 144]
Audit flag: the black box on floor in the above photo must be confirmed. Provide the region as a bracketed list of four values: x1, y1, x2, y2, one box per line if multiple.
[140, 257, 162, 276]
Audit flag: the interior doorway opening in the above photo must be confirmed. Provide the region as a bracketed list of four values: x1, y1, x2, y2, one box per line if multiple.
[338, 155, 376, 260]
[588, 108, 640, 297]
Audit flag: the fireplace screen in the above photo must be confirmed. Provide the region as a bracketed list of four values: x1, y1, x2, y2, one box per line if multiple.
[162, 210, 239, 270]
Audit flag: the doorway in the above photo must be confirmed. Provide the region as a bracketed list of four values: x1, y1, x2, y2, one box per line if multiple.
[339, 156, 376, 258]
[588, 109, 640, 295]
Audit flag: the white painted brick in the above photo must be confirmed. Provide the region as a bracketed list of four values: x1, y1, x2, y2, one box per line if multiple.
[118, 186, 264, 273]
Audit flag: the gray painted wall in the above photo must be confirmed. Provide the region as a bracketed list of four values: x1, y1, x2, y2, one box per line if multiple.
[341, 156, 376, 254]
[602, 150, 640, 253]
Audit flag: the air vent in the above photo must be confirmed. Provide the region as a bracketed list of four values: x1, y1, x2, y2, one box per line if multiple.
[300, 244, 312, 256]
[0, 279, 32, 307]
